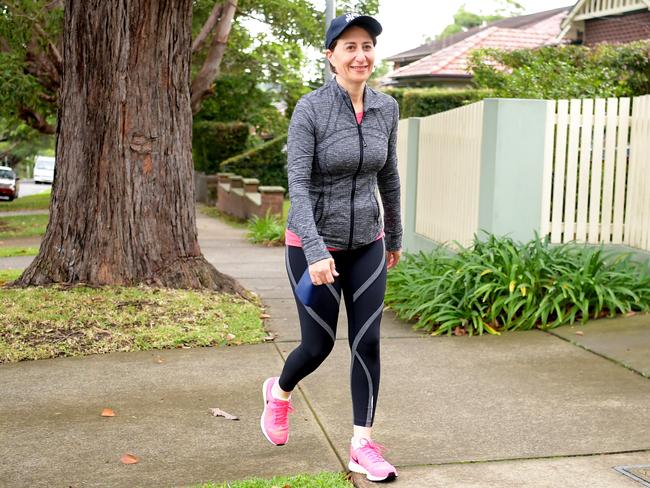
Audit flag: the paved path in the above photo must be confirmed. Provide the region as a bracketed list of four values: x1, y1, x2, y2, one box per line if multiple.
[0, 210, 649, 487]
[0, 209, 49, 217]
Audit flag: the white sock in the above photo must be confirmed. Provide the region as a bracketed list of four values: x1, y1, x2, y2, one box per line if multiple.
[351, 436, 368, 449]
[271, 380, 291, 401]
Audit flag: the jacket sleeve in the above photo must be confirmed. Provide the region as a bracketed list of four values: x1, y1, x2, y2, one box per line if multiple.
[287, 98, 332, 265]
[377, 98, 403, 252]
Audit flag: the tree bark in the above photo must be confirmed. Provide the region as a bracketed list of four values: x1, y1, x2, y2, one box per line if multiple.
[13, 0, 245, 295]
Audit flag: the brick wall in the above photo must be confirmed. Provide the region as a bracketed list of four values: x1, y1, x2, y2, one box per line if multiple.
[584, 10, 650, 45]
[215, 172, 285, 221]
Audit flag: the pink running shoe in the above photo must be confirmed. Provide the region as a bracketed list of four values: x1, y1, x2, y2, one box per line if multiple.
[349, 437, 399, 482]
[260, 376, 294, 446]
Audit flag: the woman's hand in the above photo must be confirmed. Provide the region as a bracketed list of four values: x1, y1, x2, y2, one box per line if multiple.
[386, 249, 402, 270]
[308, 257, 339, 285]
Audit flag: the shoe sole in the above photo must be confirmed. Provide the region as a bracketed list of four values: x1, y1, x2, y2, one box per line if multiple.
[260, 377, 288, 446]
[348, 459, 398, 482]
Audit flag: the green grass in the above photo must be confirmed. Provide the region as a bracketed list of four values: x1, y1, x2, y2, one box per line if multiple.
[0, 269, 21, 283]
[0, 246, 39, 258]
[192, 472, 353, 488]
[386, 232, 650, 336]
[0, 190, 51, 212]
[0, 214, 49, 239]
[0, 279, 267, 363]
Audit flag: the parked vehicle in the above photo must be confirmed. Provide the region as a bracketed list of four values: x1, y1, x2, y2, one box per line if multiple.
[33, 156, 55, 184]
[0, 166, 20, 201]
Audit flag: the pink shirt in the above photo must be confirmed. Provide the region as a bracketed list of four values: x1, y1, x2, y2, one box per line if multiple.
[286, 111, 384, 250]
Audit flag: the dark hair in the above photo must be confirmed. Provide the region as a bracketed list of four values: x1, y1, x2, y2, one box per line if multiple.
[327, 32, 377, 75]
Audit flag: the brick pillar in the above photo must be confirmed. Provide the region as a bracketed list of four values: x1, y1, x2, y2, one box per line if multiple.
[243, 178, 260, 218]
[229, 175, 245, 219]
[243, 178, 259, 193]
[216, 172, 234, 213]
[258, 186, 285, 219]
[205, 174, 220, 205]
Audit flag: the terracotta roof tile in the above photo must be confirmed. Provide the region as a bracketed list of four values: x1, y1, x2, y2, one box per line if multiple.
[385, 7, 570, 62]
[387, 12, 566, 79]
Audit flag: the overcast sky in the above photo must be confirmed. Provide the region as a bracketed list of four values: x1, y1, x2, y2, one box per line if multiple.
[373, 0, 575, 61]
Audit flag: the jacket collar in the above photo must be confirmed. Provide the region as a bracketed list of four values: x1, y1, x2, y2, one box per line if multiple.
[327, 76, 381, 111]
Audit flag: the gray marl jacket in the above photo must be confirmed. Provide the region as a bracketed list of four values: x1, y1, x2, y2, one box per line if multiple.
[286, 76, 403, 265]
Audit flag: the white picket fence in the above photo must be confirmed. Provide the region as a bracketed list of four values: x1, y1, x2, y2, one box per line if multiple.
[624, 95, 650, 250]
[414, 102, 484, 248]
[394, 94, 650, 254]
[540, 95, 650, 251]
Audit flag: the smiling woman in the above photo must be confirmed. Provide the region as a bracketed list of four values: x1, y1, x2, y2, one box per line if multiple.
[259, 12, 402, 483]
[325, 27, 377, 77]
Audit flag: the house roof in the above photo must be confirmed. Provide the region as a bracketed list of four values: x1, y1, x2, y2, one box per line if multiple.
[385, 10, 568, 80]
[385, 6, 572, 64]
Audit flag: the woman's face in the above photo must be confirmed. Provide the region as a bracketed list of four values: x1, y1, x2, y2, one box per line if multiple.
[326, 26, 376, 84]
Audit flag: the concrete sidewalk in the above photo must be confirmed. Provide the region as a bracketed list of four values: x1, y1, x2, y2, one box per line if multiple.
[0, 210, 649, 487]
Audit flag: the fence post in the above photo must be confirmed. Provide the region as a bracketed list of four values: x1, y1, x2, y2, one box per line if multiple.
[402, 117, 420, 253]
[478, 98, 552, 243]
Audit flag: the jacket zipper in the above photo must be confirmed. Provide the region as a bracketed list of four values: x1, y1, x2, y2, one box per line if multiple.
[345, 89, 367, 250]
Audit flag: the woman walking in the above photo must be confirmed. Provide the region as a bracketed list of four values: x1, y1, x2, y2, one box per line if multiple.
[260, 12, 402, 482]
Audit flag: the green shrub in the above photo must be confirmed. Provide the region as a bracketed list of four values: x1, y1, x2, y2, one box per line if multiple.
[468, 40, 650, 99]
[386, 232, 650, 336]
[246, 210, 285, 246]
[220, 134, 287, 189]
[400, 87, 494, 117]
[381, 87, 494, 118]
[193, 121, 250, 174]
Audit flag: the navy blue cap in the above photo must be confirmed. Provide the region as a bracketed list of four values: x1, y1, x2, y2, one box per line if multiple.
[325, 13, 383, 50]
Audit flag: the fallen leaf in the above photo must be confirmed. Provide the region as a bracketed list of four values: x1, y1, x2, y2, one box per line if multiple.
[101, 408, 116, 417]
[453, 326, 467, 336]
[208, 407, 239, 420]
[120, 453, 139, 464]
[575, 330, 584, 336]
[625, 311, 637, 317]
[154, 356, 165, 364]
[263, 332, 277, 342]
[260, 313, 271, 319]
[226, 333, 236, 340]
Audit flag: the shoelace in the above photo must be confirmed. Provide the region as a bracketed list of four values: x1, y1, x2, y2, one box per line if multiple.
[269, 398, 294, 425]
[357, 438, 388, 464]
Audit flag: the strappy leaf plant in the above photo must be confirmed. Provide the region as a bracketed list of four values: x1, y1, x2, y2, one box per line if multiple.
[386, 231, 650, 336]
[246, 210, 285, 246]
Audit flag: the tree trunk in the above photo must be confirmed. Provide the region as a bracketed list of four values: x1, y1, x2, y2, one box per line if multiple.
[13, 0, 244, 295]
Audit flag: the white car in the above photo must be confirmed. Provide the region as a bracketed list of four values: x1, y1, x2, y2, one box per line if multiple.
[33, 156, 55, 184]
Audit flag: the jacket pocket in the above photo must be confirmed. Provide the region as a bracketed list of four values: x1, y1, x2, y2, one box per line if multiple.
[314, 191, 325, 225]
[372, 192, 380, 225]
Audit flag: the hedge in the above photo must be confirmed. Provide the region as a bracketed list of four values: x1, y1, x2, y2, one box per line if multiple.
[469, 40, 650, 99]
[193, 121, 249, 174]
[381, 87, 494, 118]
[220, 134, 288, 190]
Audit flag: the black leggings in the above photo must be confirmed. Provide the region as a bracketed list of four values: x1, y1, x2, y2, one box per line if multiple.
[279, 237, 387, 427]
